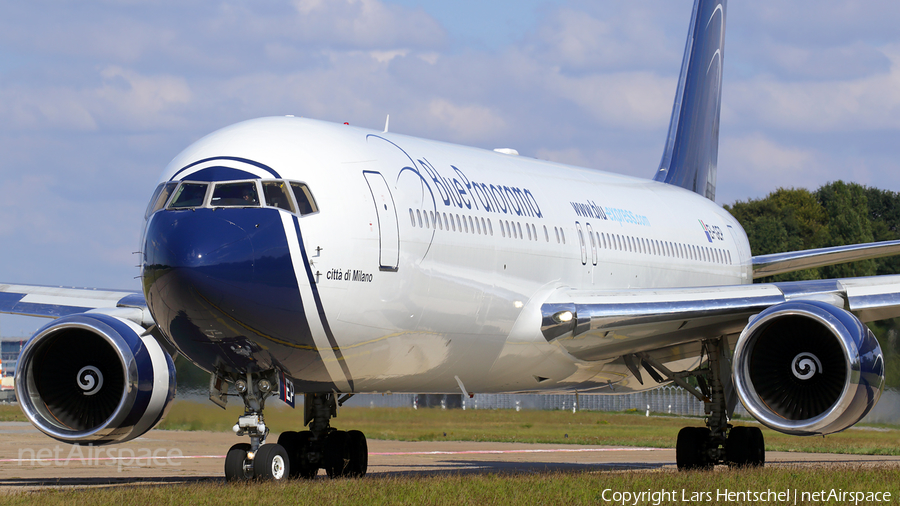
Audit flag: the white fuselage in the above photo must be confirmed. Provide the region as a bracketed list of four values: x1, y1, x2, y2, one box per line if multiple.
[147, 117, 751, 395]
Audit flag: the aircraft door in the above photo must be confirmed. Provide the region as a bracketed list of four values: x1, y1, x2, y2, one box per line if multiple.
[727, 224, 750, 280]
[575, 222, 587, 265]
[363, 171, 400, 271]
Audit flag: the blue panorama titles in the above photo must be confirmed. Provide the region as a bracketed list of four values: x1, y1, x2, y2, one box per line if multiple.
[419, 162, 543, 219]
[601, 488, 892, 505]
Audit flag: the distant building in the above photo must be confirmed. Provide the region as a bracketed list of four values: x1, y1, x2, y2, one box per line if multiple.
[1, 337, 26, 379]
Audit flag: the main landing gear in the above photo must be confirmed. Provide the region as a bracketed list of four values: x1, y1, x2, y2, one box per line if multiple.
[220, 372, 367, 482]
[277, 393, 368, 479]
[633, 338, 765, 470]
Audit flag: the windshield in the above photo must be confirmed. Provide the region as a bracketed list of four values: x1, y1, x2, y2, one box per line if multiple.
[210, 181, 260, 207]
[169, 182, 209, 209]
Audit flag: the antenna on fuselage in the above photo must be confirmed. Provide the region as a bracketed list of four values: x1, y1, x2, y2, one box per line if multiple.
[383, 114, 390, 133]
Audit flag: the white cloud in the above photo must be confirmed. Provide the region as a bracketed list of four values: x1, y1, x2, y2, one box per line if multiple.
[723, 134, 815, 178]
[369, 49, 409, 63]
[284, 0, 446, 49]
[726, 47, 900, 132]
[0, 87, 98, 132]
[424, 99, 507, 142]
[717, 134, 820, 202]
[533, 6, 682, 73]
[0, 67, 192, 132]
[95, 67, 192, 124]
[548, 71, 676, 129]
[534, 147, 644, 177]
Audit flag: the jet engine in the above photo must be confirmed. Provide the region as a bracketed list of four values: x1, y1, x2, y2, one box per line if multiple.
[733, 300, 883, 436]
[15, 313, 176, 445]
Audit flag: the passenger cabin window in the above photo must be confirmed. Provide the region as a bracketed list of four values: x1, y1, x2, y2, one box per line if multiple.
[262, 181, 295, 212]
[211, 181, 260, 207]
[169, 182, 209, 209]
[290, 182, 318, 215]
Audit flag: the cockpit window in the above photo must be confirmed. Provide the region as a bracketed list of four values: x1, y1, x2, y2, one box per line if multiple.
[262, 181, 295, 213]
[290, 182, 318, 215]
[145, 182, 178, 218]
[145, 184, 164, 219]
[158, 178, 314, 214]
[169, 182, 209, 209]
[210, 181, 260, 207]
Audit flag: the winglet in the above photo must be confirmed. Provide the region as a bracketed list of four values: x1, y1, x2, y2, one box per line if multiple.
[654, 0, 727, 202]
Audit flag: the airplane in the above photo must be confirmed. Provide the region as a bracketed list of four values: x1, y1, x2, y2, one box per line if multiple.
[3, 0, 900, 481]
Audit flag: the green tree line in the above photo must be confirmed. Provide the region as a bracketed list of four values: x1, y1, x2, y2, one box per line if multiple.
[726, 181, 900, 388]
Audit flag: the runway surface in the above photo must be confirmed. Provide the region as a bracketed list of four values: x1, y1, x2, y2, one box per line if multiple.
[2, 421, 899, 493]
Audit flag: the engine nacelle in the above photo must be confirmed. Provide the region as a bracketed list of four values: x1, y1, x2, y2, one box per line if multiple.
[15, 313, 176, 445]
[733, 300, 883, 436]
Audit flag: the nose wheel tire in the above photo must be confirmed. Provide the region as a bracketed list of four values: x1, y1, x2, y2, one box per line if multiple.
[253, 444, 289, 481]
[224, 443, 252, 482]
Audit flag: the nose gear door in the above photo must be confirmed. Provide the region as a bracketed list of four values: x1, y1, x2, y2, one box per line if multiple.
[363, 171, 399, 271]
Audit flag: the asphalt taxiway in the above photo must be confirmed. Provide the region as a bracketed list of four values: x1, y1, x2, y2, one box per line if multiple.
[2, 421, 899, 492]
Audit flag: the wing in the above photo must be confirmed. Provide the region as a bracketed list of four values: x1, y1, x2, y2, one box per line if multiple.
[752, 239, 900, 279]
[0, 283, 152, 327]
[540, 275, 900, 362]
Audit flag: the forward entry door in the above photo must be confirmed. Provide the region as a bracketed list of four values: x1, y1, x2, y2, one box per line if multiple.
[363, 171, 399, 271]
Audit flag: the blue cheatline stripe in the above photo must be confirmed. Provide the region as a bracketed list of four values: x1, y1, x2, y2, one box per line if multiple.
[0, 292, 92, 318]
[168, 156, 281, 181]
[292, 216, 355, 391]
[0, 292, 26, 311]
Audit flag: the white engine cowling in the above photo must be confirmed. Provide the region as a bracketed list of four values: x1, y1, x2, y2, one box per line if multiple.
[733, 300, 884, 436]
[15, 313, 176, 445]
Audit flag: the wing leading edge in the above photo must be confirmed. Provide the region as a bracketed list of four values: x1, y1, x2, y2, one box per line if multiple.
[540, 275, 900, 362]
[752, 239, 900, 279]
[0, 283, 151, 327]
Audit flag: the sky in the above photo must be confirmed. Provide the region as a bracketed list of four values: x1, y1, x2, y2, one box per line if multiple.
[2, 0, 900, 337]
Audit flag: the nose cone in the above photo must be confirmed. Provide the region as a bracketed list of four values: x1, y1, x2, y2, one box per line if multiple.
[143, 208, 257, 305]
[142, 207, 327, 379]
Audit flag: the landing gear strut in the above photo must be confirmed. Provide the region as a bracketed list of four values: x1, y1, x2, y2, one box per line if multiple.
[636, 338, 765, 470]
[223, 371, 290, 482]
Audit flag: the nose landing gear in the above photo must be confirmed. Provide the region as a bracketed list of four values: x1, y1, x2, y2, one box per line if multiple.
[223, 372, 291, 482]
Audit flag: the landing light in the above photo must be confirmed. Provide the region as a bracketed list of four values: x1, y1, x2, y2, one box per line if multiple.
[554, 310, 574, 323]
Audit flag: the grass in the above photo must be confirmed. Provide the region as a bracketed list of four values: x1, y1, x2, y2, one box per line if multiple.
[4, 402, 900, 504]
[5, 401, 900, 455]
[4, 467, 900, 505]
[151, 401, 900, 455]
